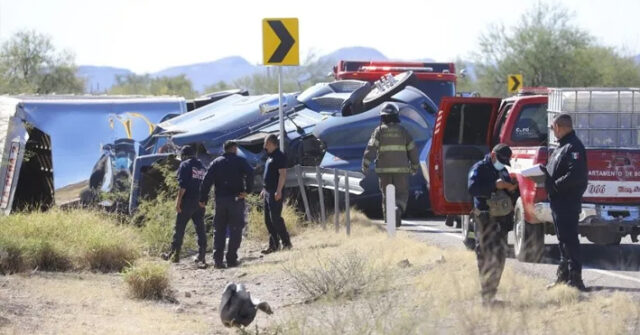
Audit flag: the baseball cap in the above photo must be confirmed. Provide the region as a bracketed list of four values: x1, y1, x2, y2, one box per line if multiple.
[492, 143, 512, 166]
[180, 145, 195, 158]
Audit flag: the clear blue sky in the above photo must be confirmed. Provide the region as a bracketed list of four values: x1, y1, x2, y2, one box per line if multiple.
[2, 0, 639, 73]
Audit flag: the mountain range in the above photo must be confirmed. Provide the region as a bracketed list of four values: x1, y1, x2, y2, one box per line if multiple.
[78, 47, 399, 93]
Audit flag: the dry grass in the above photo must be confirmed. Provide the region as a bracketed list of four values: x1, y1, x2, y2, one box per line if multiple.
[250, 217, 640, 335]
[123, 260, 171, 300]
[284, 249, 390, 300]
[135, 197, 200, 256]
[0, 209, 140, 274]
[246, 194, 303, 241]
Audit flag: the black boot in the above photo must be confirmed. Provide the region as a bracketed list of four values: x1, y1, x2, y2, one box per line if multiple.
[567, 270, 588, 292]
[170, 249, 180, 263]
[161, 249, 175, 261]
[194, 250, 207, 268]
[546, 263, 569, 289]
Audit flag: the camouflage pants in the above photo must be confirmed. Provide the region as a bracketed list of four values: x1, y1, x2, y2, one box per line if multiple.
[474, 211, 508, 301]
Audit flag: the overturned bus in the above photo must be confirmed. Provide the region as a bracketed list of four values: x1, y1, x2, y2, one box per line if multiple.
[0, 96, 187, 214]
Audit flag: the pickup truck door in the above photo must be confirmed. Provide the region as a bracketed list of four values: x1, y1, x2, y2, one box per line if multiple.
[428, 97, 501, 215]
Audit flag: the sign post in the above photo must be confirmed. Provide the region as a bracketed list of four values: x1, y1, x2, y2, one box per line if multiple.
[262, 18, 299, 151]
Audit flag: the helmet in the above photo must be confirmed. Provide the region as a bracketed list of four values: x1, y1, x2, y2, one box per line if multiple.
[380, 102, 399, 116]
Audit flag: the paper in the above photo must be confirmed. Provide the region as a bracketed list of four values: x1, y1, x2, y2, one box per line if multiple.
[520, 164, 546, 177]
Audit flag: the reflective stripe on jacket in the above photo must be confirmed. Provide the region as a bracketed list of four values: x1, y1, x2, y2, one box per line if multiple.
[362, 123, 419, 174]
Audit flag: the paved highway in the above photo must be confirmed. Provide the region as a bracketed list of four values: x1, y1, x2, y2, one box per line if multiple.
[398, 217, 640, 295]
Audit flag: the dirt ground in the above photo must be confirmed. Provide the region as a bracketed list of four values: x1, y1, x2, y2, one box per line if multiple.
[2, 220, 640, 335]
[0, 238, 302, 335]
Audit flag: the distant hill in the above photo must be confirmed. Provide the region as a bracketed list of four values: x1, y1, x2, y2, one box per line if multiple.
[152, 56, 257, 92]
[78, 47, 449, 93]
[319, 47, 388, 63]
[77, 66, 133, 93]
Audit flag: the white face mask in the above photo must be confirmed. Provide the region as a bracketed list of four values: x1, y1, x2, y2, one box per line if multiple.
[493, 160, 505, 171]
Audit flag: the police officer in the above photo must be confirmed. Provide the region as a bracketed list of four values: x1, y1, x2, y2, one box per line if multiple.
[468, 143, 517, 305]
[260, 134, 292, 254]
[544, 114, 588, 291]
[199, 141, 254, 269]
[362, 102, 419, 226]
[161, 145, 208, 265]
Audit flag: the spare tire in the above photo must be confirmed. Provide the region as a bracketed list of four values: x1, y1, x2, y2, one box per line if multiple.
[362, 71, 417, 110]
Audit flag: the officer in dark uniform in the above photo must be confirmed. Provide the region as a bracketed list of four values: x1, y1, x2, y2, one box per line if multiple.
[199, 141, 254, 269]
[161, 145, 208, 265]
[468, 143, 518, 305]
[544, 114, 588, 291]
[260, 134, 292, 254]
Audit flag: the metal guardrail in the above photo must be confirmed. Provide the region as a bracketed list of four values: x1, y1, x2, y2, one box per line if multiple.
[284, 165, 365, 235]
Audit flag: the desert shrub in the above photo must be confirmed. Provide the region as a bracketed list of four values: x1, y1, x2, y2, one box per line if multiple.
[135, 197, 199, 256]
[284, 249, 388, 300]
[132, 159, 202, 256]
[246, 194, 303, 241]
[0, 209, 140, 273]
[123, 261, 171, 300]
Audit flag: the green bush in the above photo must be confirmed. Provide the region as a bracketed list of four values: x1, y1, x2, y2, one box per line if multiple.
[0, 209, 140, 273]
[246, 194, 303, 241]
[135, 197, 200, 256]
[123, 261, 171, 300]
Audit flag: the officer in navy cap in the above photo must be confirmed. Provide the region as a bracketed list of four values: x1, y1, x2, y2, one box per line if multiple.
[161, 145, 208, 266]
[468, 143, 518, 305]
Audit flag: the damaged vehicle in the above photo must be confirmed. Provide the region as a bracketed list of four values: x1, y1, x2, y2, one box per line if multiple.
[235, 71, 438, 216]
[131, 72, 438, 216]
[0, 96, 187, 214]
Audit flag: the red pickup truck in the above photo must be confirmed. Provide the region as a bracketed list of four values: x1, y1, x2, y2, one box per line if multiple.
[424, 88, 640, 262]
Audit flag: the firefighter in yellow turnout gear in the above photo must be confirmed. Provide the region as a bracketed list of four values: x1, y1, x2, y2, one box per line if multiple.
[362, 103, 419, 227]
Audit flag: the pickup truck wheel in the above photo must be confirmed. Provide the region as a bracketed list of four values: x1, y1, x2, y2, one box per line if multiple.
[461, 215, 476, 250]
[513, 198, 545, 263]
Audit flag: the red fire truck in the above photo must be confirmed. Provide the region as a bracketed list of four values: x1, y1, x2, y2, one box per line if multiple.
[332, 61, 457, 106]
[424, 88, 640, 262]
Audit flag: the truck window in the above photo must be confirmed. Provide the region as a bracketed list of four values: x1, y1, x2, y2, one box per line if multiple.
[492, 103, 513, 144]
[443, 103, 493, 145]
[511, 103, 548, 142]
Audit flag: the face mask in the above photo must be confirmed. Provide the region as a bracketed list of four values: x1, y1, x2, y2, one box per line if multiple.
[493, 160, 505, 171]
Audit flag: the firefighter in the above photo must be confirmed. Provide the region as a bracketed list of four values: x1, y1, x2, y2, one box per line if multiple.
[199, 141, 254, 269]
[362, 102, 419, 227]
[161, 145, 208, 265]
[468, 143, 518, 305]
[543, 114, 588, 291]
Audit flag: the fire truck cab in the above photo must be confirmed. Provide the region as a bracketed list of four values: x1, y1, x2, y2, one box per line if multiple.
[333, 60, 456, 106]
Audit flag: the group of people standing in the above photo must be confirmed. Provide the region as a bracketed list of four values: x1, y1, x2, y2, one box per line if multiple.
[161, 134, 291, 269]
[160, 102, 588, 306]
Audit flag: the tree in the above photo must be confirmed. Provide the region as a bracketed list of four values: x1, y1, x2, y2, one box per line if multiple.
[108, 74, 197, 98]
[230, 52, 334, 95]
[474, 2, 640, 96]
[0, 30, 84, 94]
